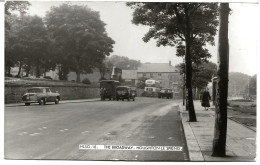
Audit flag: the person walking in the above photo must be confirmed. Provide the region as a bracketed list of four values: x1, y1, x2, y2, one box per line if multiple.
[201, 88, 211, 110]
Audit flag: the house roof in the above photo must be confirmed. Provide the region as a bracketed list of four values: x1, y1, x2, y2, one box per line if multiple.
[137, 63, 178, 73]
[122, 70, 137, 79]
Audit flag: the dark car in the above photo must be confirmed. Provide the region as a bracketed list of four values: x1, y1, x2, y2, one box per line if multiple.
[158, 88, 173, 99]
[22, 87, 60, 106]
[116, 86, 135, 101]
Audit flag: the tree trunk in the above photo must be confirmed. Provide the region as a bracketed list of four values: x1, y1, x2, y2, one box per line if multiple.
[36, 60, 40, 78]
[17, 61, 23, 77]
[7, 65, 11, 76]
[25, 62, 31, 77]
[212, 3, 230, 157]
[76, 71, 81, 83]
[184, 5, 197, 122]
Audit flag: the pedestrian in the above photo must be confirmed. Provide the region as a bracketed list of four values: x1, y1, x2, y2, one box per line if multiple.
[200, 88, 211, 110]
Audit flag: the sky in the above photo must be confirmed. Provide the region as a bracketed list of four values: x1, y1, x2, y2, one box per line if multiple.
[4, 1, 260, 76]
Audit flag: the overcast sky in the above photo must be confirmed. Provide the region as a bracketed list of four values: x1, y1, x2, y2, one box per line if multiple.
[9, 1, 260, 76]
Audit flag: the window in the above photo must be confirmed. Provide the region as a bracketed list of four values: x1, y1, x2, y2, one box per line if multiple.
[143, 73, 146, 77]
[46, 88, 51, 93]
[150, 73, 153, 78]
[158, 73, 162, 76]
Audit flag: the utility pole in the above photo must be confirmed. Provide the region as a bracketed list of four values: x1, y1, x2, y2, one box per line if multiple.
[212, 3, 230, 157]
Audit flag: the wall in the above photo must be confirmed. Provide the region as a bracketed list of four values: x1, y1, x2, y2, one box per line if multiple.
[5, 85, 100, 104]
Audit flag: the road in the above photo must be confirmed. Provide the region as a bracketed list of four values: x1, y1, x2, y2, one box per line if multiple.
[5, 97, 188, 161]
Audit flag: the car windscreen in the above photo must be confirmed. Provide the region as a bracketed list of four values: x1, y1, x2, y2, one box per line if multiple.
[27, 88, 42, 93]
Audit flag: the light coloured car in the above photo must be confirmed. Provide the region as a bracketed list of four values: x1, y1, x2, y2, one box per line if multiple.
[22, 87, 60, 106]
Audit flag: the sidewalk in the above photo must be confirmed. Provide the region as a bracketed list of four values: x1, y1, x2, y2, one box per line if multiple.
[179, 100, 256, 161]
[5, 98, 100, 107]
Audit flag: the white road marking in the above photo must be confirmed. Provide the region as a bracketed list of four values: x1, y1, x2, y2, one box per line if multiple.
[30, 133, 40, 136]
[60, 129, 69, 132]
[246, 138, 255, 140]
[18, 132, 29, 135]
[81, 131, 89, 134]
[148, 136, 155, 139]
[168, 137, 174, 140]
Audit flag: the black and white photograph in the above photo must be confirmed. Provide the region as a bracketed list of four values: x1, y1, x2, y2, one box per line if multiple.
[2, 0, 258, 163]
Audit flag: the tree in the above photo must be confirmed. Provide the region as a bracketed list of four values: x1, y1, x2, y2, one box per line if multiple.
[6, 15, 52, 78]
[105, 55, 141, 70]
[45, 4, 115, 82]
[5, 1, 31, 76]
[5, 1, 31, 29]
[176, 62, 217, 99]
[136, 77, 148, 89]
[212, 3, 230, 157]
[127, 3, 219, 122]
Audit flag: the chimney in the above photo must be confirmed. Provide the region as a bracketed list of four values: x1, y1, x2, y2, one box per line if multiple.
[169, 60, 171, 66]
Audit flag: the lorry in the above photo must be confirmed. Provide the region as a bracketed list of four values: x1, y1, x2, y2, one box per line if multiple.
[100, 80, 120, 100]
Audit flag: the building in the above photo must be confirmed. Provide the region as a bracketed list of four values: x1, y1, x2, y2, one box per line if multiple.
[121, 61, 183, 97]
[137, 61, 181, 89]
[121, 70, 138, 87]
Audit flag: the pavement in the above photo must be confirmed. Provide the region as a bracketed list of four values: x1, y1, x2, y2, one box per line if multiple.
[178, 100, 256, 162]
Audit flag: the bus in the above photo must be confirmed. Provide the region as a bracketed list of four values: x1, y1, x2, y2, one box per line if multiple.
[144, 79, 161, 97]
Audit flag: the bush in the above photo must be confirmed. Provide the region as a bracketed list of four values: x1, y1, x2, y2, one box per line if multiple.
[82, 78, 91, 84]
[5, 73, 13, 77]
[44, 76, 52, 80]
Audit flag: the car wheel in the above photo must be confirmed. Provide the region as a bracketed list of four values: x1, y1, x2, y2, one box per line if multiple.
[127, 97, 130, 101]
[39, 99, 45, 105]
[122, 98, 124, 101]
[55, 97, 59, 104]
[25, 103, 30, 106]
[116, 97, 119, 101]
[133, 98, 135, 101]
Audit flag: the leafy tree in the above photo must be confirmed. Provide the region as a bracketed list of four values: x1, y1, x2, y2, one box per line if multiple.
[127, 2, 219, 121]
[45, 4, 115, 82]
[5, 1, 31, 76]
[105, 55, 141, 70]
[6, 15, 53, 78]
[5, 1, 31, 29]
[136, 77, 148, 89]
[193, 62, 217, 89]
[176, 62, 217, 99]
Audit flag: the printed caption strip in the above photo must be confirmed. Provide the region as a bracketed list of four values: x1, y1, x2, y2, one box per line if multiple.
[79, 144, 183, 151]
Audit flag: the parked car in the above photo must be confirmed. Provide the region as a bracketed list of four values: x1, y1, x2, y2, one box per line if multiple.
[116, 86, 135, 101]
[22, 87, 60, 106]
[158, 88, 173, 99]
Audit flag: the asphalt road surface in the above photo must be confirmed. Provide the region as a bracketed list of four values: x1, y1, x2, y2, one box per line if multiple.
[5, 97, 189, 161]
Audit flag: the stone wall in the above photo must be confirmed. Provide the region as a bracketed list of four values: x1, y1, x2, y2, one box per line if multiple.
[5, 84, 100, 104]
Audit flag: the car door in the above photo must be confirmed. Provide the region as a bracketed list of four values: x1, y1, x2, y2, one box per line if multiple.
[46, 88, 54, 102]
